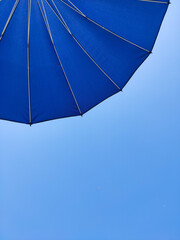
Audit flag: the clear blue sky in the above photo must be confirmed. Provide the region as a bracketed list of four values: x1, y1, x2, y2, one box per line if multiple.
[0, 1, 179, 240]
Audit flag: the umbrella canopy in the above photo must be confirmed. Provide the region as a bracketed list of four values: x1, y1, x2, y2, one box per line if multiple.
[0, 0, 169, 124]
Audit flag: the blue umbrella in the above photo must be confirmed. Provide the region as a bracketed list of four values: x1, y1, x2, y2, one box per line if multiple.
[0, 0, 169, 124]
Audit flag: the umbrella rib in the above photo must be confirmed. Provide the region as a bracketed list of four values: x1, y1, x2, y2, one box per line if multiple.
[138, 0, 169, 4]
[37, 0, 82, 116]
[0, 0, 20, 41]
[46, 0, 122, 91]
[67, 0, 86, 17]
[58, 0, 151, 53]
[27, 0, 32, 125]
[51, 0, 71, 32]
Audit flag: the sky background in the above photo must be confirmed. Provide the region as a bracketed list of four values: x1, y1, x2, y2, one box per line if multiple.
[0, 1, 180, 240]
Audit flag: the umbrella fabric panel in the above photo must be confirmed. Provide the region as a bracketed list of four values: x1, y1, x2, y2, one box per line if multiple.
[62, 0, 169, 51]
[29, 0, 81, 124]
[51, 0, 150, 90]
[0, 0, 29, 124]
[40, 0, 120, 115]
